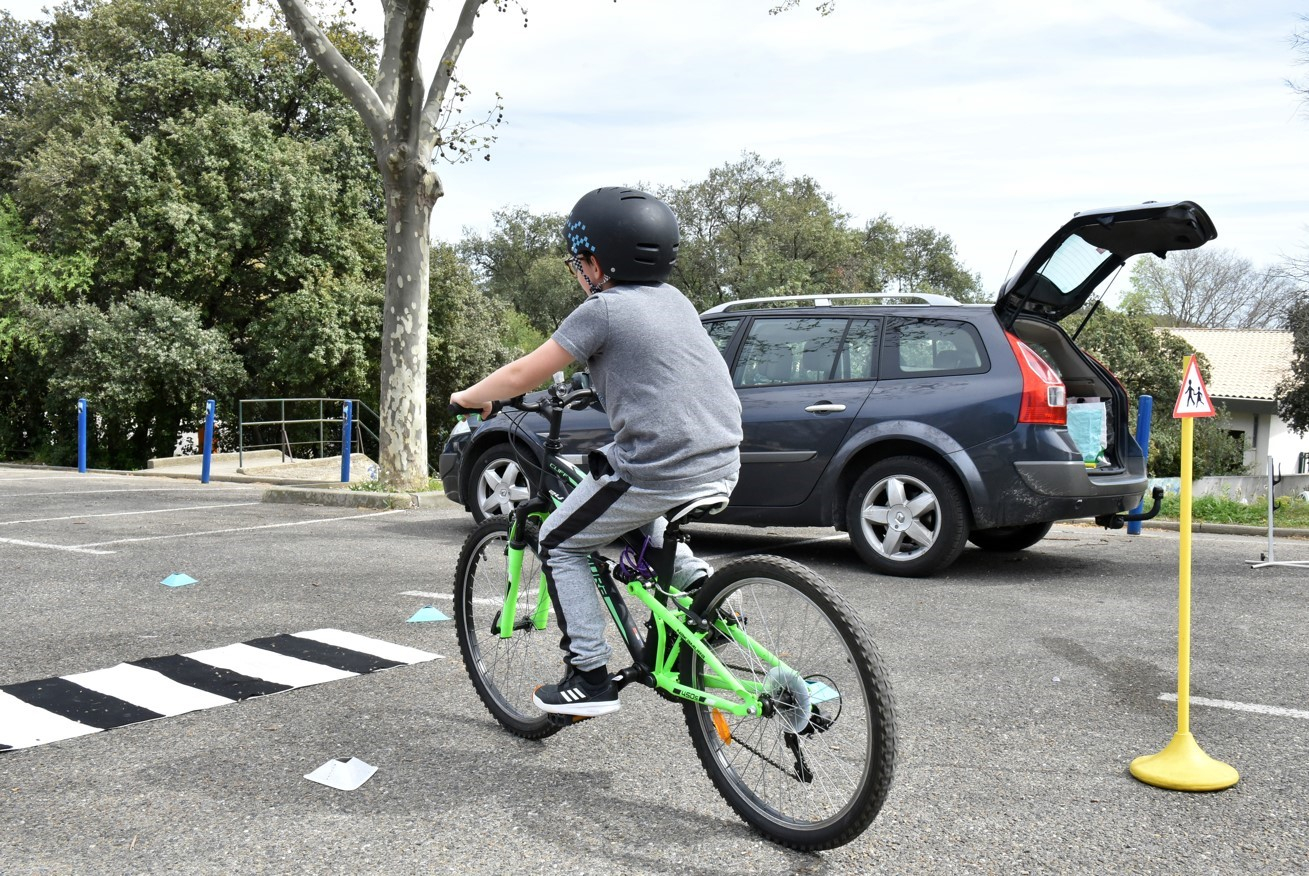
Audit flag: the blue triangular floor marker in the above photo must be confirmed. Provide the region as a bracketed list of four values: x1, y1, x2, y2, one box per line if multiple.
[161, 573, 198, 587]
[407, 605, 449, 623]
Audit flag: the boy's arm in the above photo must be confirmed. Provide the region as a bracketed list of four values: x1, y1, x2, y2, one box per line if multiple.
[451, 339, 576, 416]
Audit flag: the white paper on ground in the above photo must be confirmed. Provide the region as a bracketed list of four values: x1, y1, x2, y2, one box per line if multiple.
[304, 757, 377, 791]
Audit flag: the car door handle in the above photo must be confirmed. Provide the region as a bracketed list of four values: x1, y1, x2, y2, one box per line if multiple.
[804, 403, 847, 413]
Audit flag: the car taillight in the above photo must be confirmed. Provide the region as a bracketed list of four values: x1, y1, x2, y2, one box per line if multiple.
[1005, 332, 1067, 425]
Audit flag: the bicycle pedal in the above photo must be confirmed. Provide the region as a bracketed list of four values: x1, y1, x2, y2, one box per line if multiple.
[545, 712, 592, 727]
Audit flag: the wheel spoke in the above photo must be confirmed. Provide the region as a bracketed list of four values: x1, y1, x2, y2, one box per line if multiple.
[906, 491, 936, 517]
[880, 527, 906, 555]
[884, 477, 907, 507]
[903, 521, 935, 548]
[861, 504, 890, 525]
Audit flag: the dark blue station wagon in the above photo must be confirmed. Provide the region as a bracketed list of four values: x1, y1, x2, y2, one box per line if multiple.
[440, 200, 1216, 576]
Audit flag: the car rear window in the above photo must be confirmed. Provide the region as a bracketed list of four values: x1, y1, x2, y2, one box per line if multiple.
[881, 317, 988, 378]
[703, 318, 741, 355]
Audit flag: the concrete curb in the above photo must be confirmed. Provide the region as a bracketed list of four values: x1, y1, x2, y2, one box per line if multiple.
[261, 485, 458, 511]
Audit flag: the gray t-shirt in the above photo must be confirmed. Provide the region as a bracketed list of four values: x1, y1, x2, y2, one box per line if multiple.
[552, 283, 742, 489]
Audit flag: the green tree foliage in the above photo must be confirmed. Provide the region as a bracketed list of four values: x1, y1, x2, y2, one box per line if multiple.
[1276, 297, 1309, 436]
[458, 207, 577, 336]
[661, 153, 863, 310]
[426, 243, 527, 448]
[33, 291, 245, 467]
[0, 0, 387, 467]
[245, 274, 383, 402]
[857, 215, 987, 302]
[1062, 304, 1246, 477]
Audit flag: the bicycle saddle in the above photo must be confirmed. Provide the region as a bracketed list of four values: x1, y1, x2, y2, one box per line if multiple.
[667, 493, 731, 525]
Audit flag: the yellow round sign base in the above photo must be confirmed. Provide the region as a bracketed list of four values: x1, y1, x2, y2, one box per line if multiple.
[1130, 731, 1239, 791]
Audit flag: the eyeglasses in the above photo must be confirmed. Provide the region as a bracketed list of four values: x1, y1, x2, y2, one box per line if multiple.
[564, 254, 586, 275]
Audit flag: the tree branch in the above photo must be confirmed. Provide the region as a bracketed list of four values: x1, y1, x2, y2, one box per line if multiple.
[417, 0, 483, 158]
[377, 0, 428, 142]
[275, 0, 389, 146]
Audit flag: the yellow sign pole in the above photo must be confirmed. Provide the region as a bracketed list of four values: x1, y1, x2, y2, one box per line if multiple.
[1130, 356, 1237, 791]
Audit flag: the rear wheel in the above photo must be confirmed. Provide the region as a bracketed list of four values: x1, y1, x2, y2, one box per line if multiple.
[968, 521, 1053, 552]
[453, 515, 560, 739]
[680, 556, 896, 851]
[846, 455, 968, 577]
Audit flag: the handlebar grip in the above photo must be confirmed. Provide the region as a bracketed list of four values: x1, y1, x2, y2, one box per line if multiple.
[448, 400, 506, 418]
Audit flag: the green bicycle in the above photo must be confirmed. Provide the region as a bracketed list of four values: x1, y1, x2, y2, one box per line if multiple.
[451, 377, 896, 851]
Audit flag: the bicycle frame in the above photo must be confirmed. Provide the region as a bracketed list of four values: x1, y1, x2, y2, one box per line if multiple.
[491, 392, 789, 719]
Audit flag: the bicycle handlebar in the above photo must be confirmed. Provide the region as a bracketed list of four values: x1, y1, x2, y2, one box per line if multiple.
[447, 375, 597, 423]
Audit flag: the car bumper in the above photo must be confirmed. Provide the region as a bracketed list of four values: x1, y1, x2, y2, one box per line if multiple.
[439, 432, 470, 506]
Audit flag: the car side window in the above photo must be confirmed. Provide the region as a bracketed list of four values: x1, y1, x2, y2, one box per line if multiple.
[881, 317, 988, 378]
[834, 318, 880, 380]
[733, 318, 848, 387]
[703, 318, 741, 356]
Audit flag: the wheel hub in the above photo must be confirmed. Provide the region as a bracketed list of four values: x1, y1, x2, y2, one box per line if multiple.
[888, 505, 912, 532]
[764, 666, 813, 733]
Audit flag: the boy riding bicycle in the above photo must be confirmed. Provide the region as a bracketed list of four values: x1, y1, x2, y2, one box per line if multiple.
[450, 187, 742, 717]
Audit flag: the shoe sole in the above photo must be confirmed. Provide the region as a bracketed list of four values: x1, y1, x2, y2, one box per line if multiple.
[532, 694, 621, 717]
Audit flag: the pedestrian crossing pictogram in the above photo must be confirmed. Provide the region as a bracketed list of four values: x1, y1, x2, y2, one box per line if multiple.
[1172, 355, 1216, 418]
[0, 629, 438, 752]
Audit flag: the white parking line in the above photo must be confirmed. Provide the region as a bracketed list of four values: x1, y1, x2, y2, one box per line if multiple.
[0, 474, 130, 481]
[0, 502, 262, 526]
[74, 509, 406, 548]
[400, 590, 545, 609]
[0, 537, 116, 555]
[0, 487, 260, 498]
[1159, 693, 1309, 721]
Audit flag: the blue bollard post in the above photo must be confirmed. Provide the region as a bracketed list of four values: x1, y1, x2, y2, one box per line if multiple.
[77, 398, 88, 473]
[1128, 395, 1154, 535]
[341, 400, 353, 483]
[201, 399, 215, 484]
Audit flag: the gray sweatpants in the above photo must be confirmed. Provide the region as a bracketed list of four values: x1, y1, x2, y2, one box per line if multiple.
[537, 470, 738, 672]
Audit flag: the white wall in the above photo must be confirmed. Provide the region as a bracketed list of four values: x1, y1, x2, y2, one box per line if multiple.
[1268, 416, 1309, 475]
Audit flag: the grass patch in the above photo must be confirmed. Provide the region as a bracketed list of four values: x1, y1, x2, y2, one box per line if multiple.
[1156, 494, 1309, 527]
[349, 477, 442, 493]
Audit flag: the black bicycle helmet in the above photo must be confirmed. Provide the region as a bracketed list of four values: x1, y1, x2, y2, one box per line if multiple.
[563, 187, 679, 284]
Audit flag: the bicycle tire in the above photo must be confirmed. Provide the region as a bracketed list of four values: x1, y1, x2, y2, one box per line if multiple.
[680, 556, 896, 851]
[454, 514, 561, 739]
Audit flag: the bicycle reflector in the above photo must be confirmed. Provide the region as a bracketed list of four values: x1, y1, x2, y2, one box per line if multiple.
[712, 708, 733, 745]
[1005, 332, 1067, 426]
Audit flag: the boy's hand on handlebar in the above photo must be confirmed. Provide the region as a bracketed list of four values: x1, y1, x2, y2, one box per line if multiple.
[448, 391, 493, 419]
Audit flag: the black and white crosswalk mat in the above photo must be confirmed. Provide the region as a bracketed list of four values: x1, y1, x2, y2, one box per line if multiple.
[0, 629, 438, 752]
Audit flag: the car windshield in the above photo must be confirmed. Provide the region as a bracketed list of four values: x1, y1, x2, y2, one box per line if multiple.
[1036, 233, 1114, 294]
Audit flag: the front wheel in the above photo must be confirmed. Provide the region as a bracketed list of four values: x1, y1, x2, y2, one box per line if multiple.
[453, 515, 561, 739]
[846, 455, 968, 577]
[680, 556, 896, 851]
[468, 443, 533, 523]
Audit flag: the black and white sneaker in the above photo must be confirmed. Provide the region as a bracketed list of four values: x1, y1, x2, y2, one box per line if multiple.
[533, 666, 620, 717]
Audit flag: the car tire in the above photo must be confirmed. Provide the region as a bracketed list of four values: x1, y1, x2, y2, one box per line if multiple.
[846, 456, 968, 578]
[968, 521, 1053, 553]
[468, 443, 533, 523]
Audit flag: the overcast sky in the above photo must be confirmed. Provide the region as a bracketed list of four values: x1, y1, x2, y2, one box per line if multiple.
[7, 0, 1309, 296]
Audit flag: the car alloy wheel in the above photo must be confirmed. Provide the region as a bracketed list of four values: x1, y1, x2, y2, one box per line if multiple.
[470, 445, 531, 523]
[846, 456, 968, 578]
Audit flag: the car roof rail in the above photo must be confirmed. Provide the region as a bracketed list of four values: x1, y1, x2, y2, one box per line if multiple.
[700, 292, 961, 314]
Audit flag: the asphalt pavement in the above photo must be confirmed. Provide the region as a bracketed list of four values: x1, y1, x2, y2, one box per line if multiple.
[1, 465, 1307, 875]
